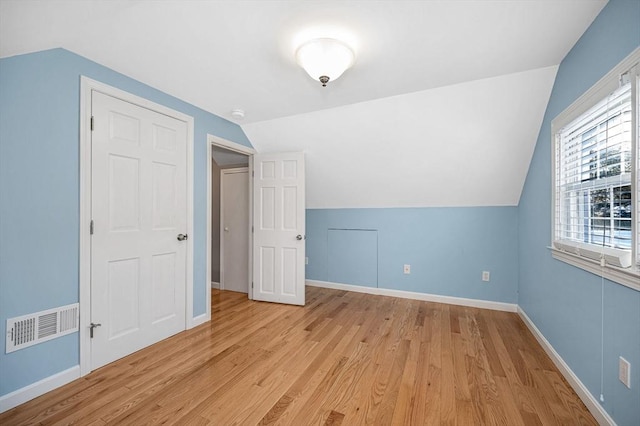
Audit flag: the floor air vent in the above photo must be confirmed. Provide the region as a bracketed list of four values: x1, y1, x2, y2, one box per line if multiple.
[6, 303, 79, 353]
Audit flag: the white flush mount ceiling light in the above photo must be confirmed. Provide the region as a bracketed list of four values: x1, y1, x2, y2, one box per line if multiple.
[295, 38, 355, 87]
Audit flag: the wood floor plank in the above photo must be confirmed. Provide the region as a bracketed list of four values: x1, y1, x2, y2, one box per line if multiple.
[0, 287, 597, 426]
[419, 307, 442, 425]
[372, 338, 411, 425]
[324, 410, 345, 426]
[389, 337, 420, 425]
[544, 369, 598, 425]
[268, 324, 361, 426]
[439, 304, 457, 425]
[287, 355, 350, 425]
[257, 394, 293, 425]
[495, 376, 526, 426]
[211, 325, 336, 425]
[307, 344, 372, 425]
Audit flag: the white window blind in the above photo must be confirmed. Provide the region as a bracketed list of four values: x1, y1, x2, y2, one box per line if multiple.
[555, 83, 632, 251]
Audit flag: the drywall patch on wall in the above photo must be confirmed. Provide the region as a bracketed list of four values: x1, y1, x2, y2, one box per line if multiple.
[328, 229, 378, 288]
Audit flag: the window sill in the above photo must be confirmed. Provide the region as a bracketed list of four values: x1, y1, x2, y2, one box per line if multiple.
[549, 247, 640, 292]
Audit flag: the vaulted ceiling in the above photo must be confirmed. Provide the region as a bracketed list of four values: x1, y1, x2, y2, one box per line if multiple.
[0, 0, 608, 207]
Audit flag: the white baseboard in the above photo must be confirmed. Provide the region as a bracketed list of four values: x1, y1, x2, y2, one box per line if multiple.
[211, 281, 220, 289]
[0, 365, 80, 413]
[305, 280, 517, 312]
[517, 307, 615, 426]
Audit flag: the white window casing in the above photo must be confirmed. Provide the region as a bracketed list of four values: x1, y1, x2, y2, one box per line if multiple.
[551, 47, 640, 291]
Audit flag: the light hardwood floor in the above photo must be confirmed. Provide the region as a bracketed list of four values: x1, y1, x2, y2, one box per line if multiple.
[1, 287, 596, 425]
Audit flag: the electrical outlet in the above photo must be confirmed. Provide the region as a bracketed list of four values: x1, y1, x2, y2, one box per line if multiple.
[482, 271, 490, 282]
[619, 356, 631, 388]
[305, 257, 309, 265]
[403, 264, 411, 274]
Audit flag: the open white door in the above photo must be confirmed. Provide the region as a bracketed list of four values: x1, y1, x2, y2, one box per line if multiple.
[252, 152, 305, 305]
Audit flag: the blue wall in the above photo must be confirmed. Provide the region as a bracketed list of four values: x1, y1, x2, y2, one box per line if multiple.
[307, 207, 519, 304]
[0, 48, 252, 396]
[518, 1, 640, 424]
[327, 229, 379, 287]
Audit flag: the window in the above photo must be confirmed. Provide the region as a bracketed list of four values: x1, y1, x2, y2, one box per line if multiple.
[552, 48, 639, 289]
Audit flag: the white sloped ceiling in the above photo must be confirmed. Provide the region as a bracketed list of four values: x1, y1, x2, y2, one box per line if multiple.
[244, 66, 558, 208]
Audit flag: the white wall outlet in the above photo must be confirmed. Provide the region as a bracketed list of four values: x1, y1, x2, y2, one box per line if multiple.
[403, 264, 411, 274]
[305, 257, 309, 265]
[619, 356, 631, 388]
[482, 271, 490, 282]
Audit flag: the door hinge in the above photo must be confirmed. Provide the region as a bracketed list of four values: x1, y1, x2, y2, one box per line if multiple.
[251, 226, 254, 233]
[90, 219, 94, 235]
[90, 116, 94, 131]
[252, 282, 254, 289]
[252, 171, 254, 178]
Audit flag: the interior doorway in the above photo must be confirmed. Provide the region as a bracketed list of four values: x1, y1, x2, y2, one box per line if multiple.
[206, 135, 307, 308]
[207, 136, 255, 300]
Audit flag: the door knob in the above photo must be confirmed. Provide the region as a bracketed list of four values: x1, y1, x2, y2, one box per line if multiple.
[296, 234, 303, 240]
[90, 322, 101, 338]
[177, 233, 188, 241]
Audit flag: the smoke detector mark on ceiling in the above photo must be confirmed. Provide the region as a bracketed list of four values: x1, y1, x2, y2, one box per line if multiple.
[231, 109, 245, 120]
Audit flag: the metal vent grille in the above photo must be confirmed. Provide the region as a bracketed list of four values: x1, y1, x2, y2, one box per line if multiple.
[6, 303, 79, 353]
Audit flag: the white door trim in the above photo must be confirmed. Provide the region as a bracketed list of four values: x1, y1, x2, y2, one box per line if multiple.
[207, 135, 255, 300]
[79, 76, 194, 377]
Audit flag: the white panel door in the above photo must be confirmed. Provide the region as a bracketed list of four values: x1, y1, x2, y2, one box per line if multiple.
[253, 152, 305, 305]
[221, 168, 249, 293]
[90, 91, 187, 370]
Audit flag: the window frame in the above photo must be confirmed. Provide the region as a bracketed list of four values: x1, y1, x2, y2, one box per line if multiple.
[551, 47, 640, 291]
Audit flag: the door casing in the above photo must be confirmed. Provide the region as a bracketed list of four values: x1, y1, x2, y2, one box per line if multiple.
[79, 77, 195, 376]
